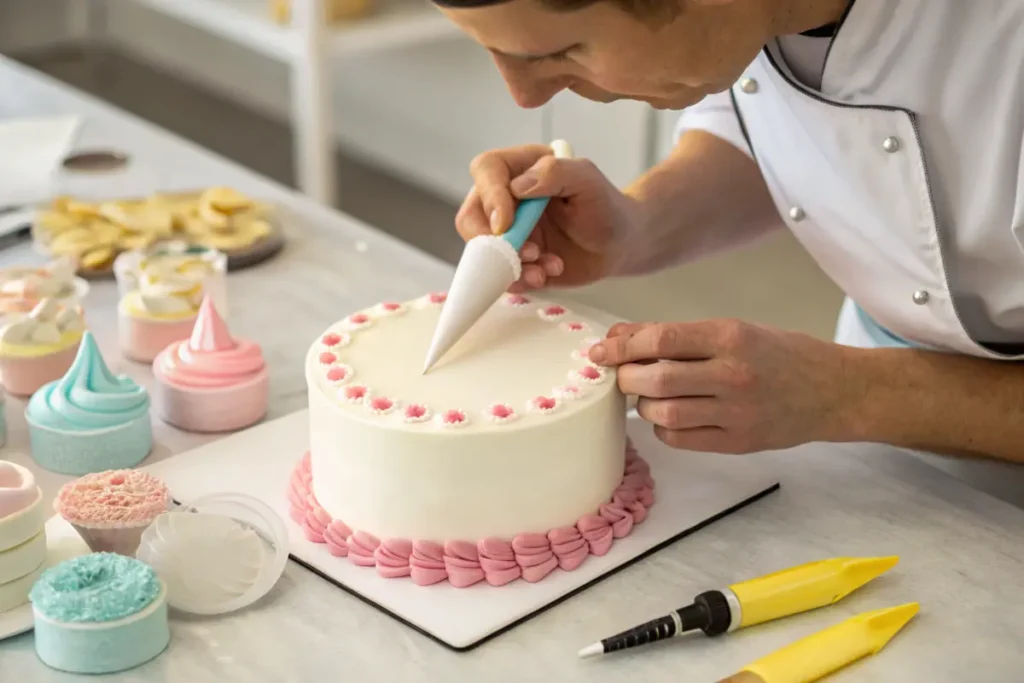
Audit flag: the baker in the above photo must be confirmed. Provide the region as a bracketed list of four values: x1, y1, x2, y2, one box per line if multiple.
[437, 0, 1024, 505]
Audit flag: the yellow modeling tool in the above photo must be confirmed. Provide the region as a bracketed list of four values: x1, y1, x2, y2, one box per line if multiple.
[716, 603, 919, 683]
[578, 556, 898, 658]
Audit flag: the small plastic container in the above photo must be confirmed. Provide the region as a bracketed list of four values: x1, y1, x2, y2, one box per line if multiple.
[135, 492, 288, 616]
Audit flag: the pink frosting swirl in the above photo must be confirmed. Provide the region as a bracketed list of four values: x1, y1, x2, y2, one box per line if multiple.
[54, 469, 170, 528]
[286, 439, 655, 588]
[154, 296, 265, 389]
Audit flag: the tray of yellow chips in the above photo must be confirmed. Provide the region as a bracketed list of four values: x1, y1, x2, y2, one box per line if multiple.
[30, 187, 285, 278]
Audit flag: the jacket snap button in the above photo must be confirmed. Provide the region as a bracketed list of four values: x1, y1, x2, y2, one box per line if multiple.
[882, 136, 900, 153]
[788, 206, 806, 221]
[740, 78, 759, 94]
[912, 289, 930, 305]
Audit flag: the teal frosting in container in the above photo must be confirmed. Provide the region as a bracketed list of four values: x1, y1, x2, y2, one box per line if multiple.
[30, 553, 161, 623]
[27, 332, 150, 433]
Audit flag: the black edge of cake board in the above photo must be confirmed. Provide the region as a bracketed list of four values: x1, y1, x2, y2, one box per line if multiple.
[287, 480, 782, 653]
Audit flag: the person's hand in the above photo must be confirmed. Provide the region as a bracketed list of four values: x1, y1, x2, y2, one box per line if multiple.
[456, 145, 640, 291]
[588, 320, 863, 453]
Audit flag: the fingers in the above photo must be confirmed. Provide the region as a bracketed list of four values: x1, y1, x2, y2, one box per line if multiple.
[590, 323, 715, 366]
[469, 145, 553, 235]
[617, 359, 718, 398]
[510, 156, 607, 201]
[607, 322, 652, 338]
[637, 397, 720, 431]
[455, 187, 489, 242]
[653, 425, 732, 453]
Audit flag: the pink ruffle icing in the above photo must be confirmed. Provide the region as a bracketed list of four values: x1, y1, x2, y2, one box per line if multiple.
[54, 469, 171, 528]
[287, 443, 655, 588]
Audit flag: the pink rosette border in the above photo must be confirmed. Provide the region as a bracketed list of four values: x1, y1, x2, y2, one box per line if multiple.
[287, 442, 655, 588]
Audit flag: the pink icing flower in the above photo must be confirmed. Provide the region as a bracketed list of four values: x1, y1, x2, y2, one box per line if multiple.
[437, 409, 468, 428]
[537, 305, 568, 321]
[319, 351, 337, 366]
[504, 293, 530, 307]
[321, 333, 342, 347]
[484, 403, 517, 423]
[368, 396, 398, 416]
[427, 292, 447, 305]
[376, 301, 405, 316]
[345, 313, 372, 330]
[341, 385, 370, 404]
[560, 321, 587, 333]
[573, 365, 607, 385]
[553, 385, 585, 401]
[403, 403, 432, 423]
[326, 364, 353, 383]
[528, 396, 559, 414]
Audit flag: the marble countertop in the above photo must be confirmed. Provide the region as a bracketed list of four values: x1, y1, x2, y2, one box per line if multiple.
[2, 55, 1024, 682]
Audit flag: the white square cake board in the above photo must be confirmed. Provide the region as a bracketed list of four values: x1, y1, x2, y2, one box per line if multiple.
[144, 410, 780, 651]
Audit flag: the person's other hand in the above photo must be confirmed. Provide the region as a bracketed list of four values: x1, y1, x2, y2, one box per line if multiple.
[456, 145, 639, 291]
[588, 320, 862, 453]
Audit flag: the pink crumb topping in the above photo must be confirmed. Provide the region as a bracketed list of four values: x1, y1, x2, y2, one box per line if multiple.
[579, 366, 602, 381]
[405, 404, 428, 421]
[441, 410, 467, 425]
[319, 351, 337, 365]
[532, 396, 557, 412]
[505, 294, 530, 306]
[565, 322, 585, 331]
[369, 397, 396, 414]
[349, 313, 370, 324]
[321, 333, 342, 347]
[344, 385, 369, 402]
[428, 292, 447, 304]
[381, 302, 401, 311]
[55, 470, 171, 528]
[543, 305, 566, 316]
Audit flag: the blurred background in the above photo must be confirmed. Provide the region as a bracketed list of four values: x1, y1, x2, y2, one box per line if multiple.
[0, 0, 841, 333]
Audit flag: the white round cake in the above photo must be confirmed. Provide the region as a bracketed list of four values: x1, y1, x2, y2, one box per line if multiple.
[305, 292, 626, 541]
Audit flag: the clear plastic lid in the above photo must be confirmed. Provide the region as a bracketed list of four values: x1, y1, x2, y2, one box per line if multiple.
[135, 492, 289, 616]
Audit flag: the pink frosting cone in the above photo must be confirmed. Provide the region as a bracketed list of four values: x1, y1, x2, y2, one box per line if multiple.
[152, 296, 268, 433]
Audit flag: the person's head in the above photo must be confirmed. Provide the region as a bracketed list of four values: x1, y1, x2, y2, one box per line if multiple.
[436, 0, 837, 110]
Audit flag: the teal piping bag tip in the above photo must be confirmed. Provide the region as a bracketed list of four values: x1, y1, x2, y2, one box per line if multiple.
[501, 197, 550, 252]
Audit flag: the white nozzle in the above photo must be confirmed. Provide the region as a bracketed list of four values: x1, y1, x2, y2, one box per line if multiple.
[577, 642, 603, 659]
[550, 139, 573, 159]
[422, 236, 520, 373]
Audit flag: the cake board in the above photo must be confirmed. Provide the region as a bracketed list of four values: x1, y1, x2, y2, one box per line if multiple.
[144, 410, 780, 651]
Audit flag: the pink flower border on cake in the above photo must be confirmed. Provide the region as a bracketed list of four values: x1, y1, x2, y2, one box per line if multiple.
[287, 442, 656, 587]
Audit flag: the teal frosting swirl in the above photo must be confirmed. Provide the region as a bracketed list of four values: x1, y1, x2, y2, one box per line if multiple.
[30, 552, 161, 623]
[27, 332, 150, 432]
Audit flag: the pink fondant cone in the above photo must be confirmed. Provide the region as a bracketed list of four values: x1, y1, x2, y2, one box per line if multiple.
[190, 296, 233, 351]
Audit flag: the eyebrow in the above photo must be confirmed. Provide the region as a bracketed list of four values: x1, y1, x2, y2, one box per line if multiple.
[487, 44, 580, 61]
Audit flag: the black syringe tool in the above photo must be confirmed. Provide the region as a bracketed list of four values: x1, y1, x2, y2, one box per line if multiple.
[578, 590, 733, 658]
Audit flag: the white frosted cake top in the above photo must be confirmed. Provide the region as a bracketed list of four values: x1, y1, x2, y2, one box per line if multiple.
[305, 292, 615, 431]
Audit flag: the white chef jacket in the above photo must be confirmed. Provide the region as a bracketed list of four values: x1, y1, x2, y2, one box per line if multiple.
[675, 0, 1024, 507]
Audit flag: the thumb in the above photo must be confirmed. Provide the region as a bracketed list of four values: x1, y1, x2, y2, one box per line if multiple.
[511, 156, 605, 200]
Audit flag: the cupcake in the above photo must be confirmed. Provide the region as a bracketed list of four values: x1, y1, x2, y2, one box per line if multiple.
[31, 553, 170, 674]
[114, 241, 227, 319]
[27, 332, 153, 475]
[54, 469, 171, 556]
[117, 244, 225, 363]
[153, 295, 268, 432]
[0, 257, 89, 323]
[0, 298, 86, 397]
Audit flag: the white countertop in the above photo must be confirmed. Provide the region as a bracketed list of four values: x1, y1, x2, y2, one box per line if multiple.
[1, 55, 1023, 682]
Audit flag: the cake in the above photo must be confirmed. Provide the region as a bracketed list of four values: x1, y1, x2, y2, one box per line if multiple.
[116, 247, 221, 363]
[0, 298, 87, 397]
[27, 332, 153, 475]
[0, 461, 47, 614]
[152, 295, 268, 432]
[31, 553, 170, 674]
[289, 292, 655, 587]
[55, 470, 172, 556]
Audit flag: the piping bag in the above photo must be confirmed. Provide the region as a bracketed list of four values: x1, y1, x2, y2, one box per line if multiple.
[422, 140, 573, 373]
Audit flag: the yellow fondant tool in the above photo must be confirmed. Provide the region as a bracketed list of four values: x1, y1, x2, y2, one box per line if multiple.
[578, 556, 900, 658]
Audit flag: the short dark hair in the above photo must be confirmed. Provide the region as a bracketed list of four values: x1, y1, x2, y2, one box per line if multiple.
[433, 0, 680, 23]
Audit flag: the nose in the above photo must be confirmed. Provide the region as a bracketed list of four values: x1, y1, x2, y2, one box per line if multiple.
[493, 61, 567, 109]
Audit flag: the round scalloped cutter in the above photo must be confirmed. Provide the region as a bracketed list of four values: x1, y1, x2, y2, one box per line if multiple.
[135, 492, 289, 616]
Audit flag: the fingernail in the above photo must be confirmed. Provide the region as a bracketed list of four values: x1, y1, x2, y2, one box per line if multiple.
[589, 344, 606, 363]
[490, 209, 501, 234]
[511, 173, 538, 196]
